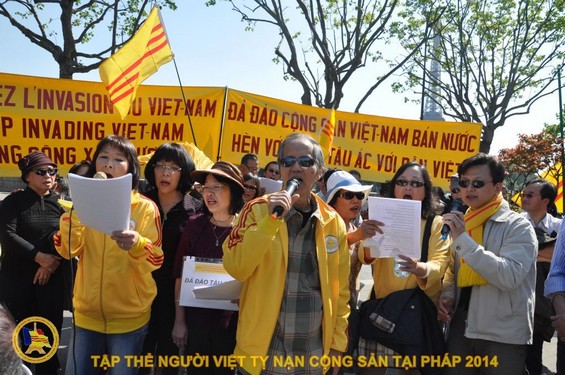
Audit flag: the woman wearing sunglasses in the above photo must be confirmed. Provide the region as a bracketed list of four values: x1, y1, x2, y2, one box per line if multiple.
[324, 170, 381, 358]
[359, 161, 451, 375]
[0, 151, 67, 375]
[242, 173, 261, 204]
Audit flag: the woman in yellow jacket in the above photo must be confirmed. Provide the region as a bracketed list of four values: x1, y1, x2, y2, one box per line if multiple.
[55, 135, 163, 375]
[358, 162, 450, 375]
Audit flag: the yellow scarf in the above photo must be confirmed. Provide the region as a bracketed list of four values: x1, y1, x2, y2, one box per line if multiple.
[457, 193, 504, 287]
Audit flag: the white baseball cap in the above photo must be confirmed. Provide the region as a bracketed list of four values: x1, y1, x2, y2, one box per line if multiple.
[324, 170, 373, 203]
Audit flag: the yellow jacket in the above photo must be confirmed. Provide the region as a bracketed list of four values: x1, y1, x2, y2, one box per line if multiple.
[55, 191, 163, 334]
[223, 194, 350, 375]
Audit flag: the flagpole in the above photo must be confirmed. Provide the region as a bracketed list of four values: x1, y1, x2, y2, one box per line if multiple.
[558, 66, 564, 214]
[173, 58, 198, 148]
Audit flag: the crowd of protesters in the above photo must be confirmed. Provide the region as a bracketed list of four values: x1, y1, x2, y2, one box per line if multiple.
[1, 134, 564, 375]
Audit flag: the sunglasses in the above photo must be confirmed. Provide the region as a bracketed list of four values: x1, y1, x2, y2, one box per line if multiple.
[243, 184, 257, 191]
[458, 180, 493, 189]
[267, 168, 280, 175]
[280, 156, 316, 168]
[395, 179, 424, 188]
[520, 192, 535, 199]
[33, 168, 58, 176]
[340, 191, 365, 200]
[451, 188, 460, 194]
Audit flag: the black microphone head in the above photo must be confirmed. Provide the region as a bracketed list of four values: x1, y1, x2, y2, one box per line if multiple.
[451, 198, 466, 214]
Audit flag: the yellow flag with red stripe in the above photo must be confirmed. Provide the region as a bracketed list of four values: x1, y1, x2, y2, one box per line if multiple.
[99, 7, 173, 119]
[319, 108, 336, 161]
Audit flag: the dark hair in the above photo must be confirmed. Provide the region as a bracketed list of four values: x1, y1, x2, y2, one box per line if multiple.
[432, 186, 445, 198]
[144, 143, 196, 195]
[241, 153, 258, 165]
[525, 178, 558, 216]
[263, 161, 278, 173]
[458, 153, 505, 184]
[323, 168, 340, 185]
[86, 135, 140, 190]
[388, 162, 437, 219]
[69, 160, 91, 176]
[349, 169, 361, 180]
[243, 173, 261, 200]
[201, 174, 245, 216]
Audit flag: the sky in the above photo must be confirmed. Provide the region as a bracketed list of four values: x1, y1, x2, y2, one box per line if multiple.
[0, 2, 561, 155]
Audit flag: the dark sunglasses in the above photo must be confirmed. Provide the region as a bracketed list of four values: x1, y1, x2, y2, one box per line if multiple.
[280, 156, 316, 168]
[33, 168, 58, 176]
[459, 180, 493, 189]
[451, 188, 460, 194]
[267, 168, 280, 174]
[243, 184, 257, 191]
[395, 179, 424, 188]
[340, 191, 365, 200]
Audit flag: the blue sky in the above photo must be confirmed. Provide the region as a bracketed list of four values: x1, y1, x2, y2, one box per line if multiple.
[0, 2, 558, 154]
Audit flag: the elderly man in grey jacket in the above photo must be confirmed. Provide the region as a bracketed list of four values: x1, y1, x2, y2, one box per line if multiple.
[439, 153, 537, 375]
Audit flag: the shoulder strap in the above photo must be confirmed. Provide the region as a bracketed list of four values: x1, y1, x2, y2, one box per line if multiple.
[421, 215, 434, 262]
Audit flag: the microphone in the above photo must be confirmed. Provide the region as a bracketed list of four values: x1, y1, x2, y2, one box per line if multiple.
[271, 178, 302, 218]
[441, 198, 466, 240]
[93, 171, 107, 180]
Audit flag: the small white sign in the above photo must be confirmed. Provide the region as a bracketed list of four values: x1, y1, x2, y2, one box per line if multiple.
[180, 256, 239, 311]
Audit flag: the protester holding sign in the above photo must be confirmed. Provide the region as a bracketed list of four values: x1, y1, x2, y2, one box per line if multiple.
[172, 161, 244, 375]
[359, 162, 451, 375]
[0, 151, 66, 375]
[140, 143, 197, 375]
[54, 135, 163, 375]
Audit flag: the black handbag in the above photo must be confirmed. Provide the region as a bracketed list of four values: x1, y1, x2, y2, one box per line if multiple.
[359, 216, 446, 362]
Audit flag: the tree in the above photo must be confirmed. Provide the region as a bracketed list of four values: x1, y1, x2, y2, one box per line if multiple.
[206, 0, 442, 109]
[395, 0, 565, 153]
[498, 127, 562, 199]
[0, 0, 177, 79]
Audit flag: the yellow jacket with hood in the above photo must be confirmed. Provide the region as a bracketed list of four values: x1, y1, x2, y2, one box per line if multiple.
[222, 193, 350, 375]
[54, 191, 163, 334]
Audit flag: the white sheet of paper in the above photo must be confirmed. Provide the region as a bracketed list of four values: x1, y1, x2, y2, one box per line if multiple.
[259, 177, 283, 194]
[68, 173, 132, 235]
[366, 197, 422, 259]
[193, 280, 242, 300]
[180, 256, 239, 311]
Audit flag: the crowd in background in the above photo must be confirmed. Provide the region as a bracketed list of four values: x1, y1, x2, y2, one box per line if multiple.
[0, 135, 564, 375]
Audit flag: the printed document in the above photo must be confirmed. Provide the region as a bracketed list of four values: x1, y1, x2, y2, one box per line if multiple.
[365, 197, 422, 259]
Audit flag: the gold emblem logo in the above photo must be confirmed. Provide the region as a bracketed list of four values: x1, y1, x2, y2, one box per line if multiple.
[12, 316, 59, 364]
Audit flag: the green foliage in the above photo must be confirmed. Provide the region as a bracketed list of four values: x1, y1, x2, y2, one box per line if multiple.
[0, 0, 177, 78]
[395, 0, 565, 153]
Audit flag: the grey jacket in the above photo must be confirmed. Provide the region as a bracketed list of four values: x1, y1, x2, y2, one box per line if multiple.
[442, 200, 537, 345]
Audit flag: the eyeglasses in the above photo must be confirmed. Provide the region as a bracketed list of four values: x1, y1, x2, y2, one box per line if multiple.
[155, 164, 182, 174]
[245, 164, 258, 172]
[458, 180, 493, 189]
[451, 188, 460, 194]
[340, 191, 365, 200]
[395, 179, 424, 188]
[280, 156, 316, 168]
[520, 192, 536, 199]
[202, 184, 223, 194]
[267, 168, 280, 175]
[243, 184, 257, 191]
[33, 168, 58, 176]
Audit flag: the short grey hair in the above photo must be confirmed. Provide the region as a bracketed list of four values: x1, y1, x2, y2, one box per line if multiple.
[277, 133, 325, 171]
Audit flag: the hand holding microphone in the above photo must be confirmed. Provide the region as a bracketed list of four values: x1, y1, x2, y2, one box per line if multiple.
[270, 178, 302, 218]
[441, 198, 467, 240]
